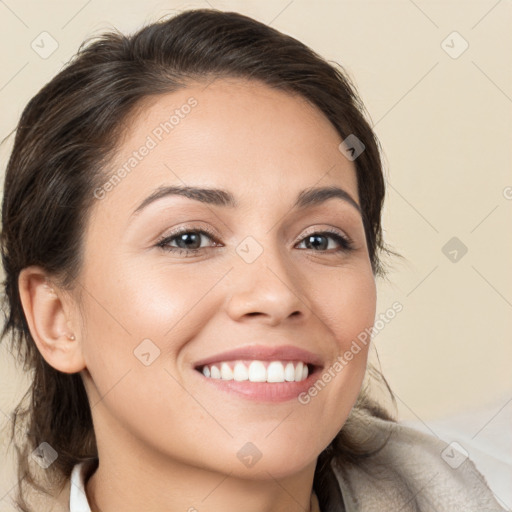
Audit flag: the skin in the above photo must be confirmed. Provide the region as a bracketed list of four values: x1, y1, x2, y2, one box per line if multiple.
[19, 78, 377, 512]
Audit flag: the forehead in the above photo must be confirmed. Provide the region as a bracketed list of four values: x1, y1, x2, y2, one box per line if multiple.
[97, 77, 359, 218]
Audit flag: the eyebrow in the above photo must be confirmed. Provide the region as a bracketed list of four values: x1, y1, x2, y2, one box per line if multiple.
[131, 185, 361, 216]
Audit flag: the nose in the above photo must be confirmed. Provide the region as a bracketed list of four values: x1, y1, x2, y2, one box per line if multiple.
[225, 240, 310, 326]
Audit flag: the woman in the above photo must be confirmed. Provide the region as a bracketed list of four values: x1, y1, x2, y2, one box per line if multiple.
[0, 8, 504, 512]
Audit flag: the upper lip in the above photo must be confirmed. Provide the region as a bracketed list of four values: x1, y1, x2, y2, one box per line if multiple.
[193, 344, 324, 369]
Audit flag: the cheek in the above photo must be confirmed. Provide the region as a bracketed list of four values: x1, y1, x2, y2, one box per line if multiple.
[79, 258, 226, 386]
[314, 264, 377, 354]
[83, 254, 217, 334]
[298, 265, 376, 420]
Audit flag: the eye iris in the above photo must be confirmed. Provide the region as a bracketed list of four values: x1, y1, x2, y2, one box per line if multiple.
[306, 234, 328, 251]
[176, 232, 201, 249]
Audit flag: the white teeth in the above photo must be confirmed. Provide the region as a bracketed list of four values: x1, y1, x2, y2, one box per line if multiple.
[220, 362, 233, 380]
[295, 361, 304, 382]
[233, 361, 249, 381]
[267, 361, 285, 383]
[248, 361, 267, 382]
[284, 362, 295, 381]
[200, 360, 311, 383]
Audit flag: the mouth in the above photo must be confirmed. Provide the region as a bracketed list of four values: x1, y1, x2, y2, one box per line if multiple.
[195, 360, 316, 383]
[192, 344, 324, 402]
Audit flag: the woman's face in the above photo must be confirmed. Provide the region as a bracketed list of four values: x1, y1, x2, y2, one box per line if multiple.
[76, 78, 376, 479]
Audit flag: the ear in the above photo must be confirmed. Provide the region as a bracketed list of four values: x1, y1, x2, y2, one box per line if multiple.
[18, 265, 86, 374]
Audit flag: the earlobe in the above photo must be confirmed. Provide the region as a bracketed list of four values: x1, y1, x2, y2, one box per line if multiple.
[18, 266, 85, 374]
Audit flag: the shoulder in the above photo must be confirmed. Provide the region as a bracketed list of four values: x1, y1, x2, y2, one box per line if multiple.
[331, 414, 505, 511]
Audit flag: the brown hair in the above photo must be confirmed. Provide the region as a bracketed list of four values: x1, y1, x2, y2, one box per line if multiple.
[1, 8, 399, 511]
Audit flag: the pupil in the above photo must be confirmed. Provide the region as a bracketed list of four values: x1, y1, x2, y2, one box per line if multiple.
[178, 233, 200, 249]
[308, 235, 327, 250]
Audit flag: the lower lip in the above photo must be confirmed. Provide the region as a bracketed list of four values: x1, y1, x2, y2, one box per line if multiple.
[195, 367, 321, 403]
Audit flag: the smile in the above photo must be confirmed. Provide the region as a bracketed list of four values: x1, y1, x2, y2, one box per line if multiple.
[198, 360, 311, 383]
[192, 344, 323, 402]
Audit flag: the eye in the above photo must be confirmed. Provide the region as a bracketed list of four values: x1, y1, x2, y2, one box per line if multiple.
[295, 228, 355, 253]
[156, 227, 220, 256]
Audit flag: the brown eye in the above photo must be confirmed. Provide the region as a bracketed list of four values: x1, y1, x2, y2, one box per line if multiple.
[156, 227, 220, 255]
[296, 230, 354, 253]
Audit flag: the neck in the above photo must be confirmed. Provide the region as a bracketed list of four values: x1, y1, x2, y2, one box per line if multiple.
[85, 432, 317, 512]
[86, 460, 317, 512]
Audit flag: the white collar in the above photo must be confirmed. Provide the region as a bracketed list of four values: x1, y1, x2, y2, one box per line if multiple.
[69, 462, 93, 512]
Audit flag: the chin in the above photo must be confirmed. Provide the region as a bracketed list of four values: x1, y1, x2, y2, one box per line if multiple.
[224, 439, 321, 481]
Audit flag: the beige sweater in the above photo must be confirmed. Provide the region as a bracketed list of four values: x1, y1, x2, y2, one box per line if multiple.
[23, 413, 505, 511]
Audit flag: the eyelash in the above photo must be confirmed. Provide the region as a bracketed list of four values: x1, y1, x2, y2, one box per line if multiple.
[155, 226, 355, 257]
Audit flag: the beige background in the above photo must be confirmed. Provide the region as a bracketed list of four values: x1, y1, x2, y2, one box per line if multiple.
[1, 0, 511, 510]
